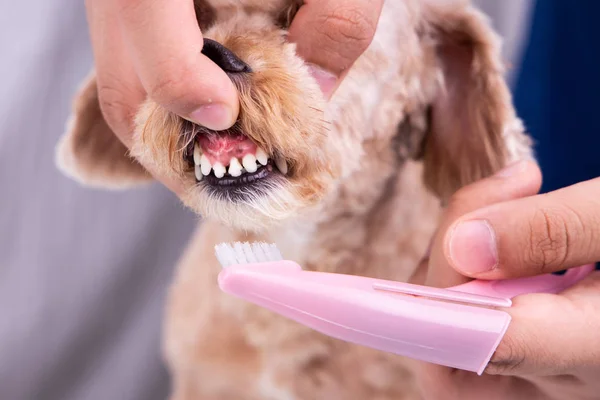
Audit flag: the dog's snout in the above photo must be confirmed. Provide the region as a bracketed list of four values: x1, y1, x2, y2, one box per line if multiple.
[201, 39, 252, 74]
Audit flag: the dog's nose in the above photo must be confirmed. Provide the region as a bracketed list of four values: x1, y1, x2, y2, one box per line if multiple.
[201, 39, 252, 74]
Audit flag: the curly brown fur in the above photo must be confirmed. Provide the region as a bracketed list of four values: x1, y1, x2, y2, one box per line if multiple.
[56, 0, 533, 398]
[55, 72, 152, 189]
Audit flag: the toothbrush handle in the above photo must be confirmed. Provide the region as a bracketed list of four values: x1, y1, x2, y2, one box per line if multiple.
[449, 264, 596, 299]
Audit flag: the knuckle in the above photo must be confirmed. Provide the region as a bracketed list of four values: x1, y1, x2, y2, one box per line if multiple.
[446, 188, 469, 210]
[97, 83, 135, 133]
[525, 206, 576, 272]
[145, 63, 191, 106]
[485, 333, 526, 375]
[317, 6, 377, 60]
[566, 202, 598, 256]
[445, 184, 478, 213]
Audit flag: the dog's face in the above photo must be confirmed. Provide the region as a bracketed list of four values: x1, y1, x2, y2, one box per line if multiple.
[132, 4, 336, 230]
[57, 0, 532, 232]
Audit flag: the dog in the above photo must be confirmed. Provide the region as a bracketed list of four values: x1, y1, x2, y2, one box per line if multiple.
[56, 0, 533, 398]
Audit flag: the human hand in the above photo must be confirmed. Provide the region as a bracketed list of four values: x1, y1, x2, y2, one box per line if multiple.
[412, 160, 600, 400]
[85, 0, 241, 193]
[287, 0, 384, 98]
[86, 0, 241, 140]
[85, 0, 383, 193]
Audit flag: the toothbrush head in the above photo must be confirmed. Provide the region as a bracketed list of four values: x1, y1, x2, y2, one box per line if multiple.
[214, 242, 283, 268]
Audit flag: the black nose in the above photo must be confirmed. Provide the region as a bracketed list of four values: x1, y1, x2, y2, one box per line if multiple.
[201, 39, 252, 74]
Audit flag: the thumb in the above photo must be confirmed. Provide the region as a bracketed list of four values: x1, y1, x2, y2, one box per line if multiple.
[425, 160, 542, 288]
[116, 0, 240, 130]
[443, 176, 600, 280]
[287, 0, 384, 98]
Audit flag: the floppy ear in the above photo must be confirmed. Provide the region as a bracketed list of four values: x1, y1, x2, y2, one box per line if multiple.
[55, 71, 153, 189]
[420, 2, 532, 201]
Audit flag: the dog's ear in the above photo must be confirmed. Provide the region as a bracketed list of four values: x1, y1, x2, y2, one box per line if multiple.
[275, 0, 303, 28]
[55, 72, 153, 189]
[420, 2, 525, 201]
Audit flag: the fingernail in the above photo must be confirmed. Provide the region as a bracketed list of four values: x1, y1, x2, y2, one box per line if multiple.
[189, 103, 235, 131]
[306, 64, 338, 98]
[448, 220, 498, 275]
[495, 160, 528, 178]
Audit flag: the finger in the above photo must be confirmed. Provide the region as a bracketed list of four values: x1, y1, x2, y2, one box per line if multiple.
[86, 0, 185, 194]
[115, 0, 239, 130]
[444, 176, 600, 279]
[414, 361, 522, 400]
[287, 0, 383, 97]
[485, 270, 600, 376]
[86, 0, 146, 145]
[416, 272, 600, 394]
[426, 160, 542, 288]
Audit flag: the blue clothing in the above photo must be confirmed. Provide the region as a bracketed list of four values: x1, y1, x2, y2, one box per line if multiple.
[512, 0, 600, 268]
[513, 0, 600, 194]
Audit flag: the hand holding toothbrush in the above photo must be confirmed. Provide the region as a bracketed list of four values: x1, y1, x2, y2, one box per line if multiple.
[413, 160, 600, 400]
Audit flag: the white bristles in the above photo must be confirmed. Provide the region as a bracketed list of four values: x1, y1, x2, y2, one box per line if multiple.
[214, 242, 284, 268]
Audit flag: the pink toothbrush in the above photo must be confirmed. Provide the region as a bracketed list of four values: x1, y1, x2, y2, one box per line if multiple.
[214, 242, 595, 375]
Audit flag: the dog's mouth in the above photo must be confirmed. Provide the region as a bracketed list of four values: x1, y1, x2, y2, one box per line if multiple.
[184, 124, 289, 193]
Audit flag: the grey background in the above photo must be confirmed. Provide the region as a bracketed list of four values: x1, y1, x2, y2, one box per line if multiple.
[0, 1, 533, 399]
[0, 2, 196, 400]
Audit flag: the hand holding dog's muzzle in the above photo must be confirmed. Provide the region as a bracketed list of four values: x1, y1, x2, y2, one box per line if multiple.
[86, 0, 240, 139]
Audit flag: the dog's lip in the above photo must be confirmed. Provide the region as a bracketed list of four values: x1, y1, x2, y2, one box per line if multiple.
[199, 160, 289, 203]
[201, 160, 277, 187]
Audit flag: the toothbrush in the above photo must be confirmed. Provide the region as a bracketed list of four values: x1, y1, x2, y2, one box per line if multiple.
[214, 242, 594, 375]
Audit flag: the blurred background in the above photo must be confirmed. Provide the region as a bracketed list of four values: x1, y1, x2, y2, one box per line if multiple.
[0, 1, 597, 399]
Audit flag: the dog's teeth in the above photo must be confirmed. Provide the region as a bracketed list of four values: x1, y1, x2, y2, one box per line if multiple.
[242, 154, 258, 173]
[213, 162, 226, 178]
[228, 158, 243, 177]
[194, 164, 203, 181]
[275, 156, 288, 175]
[193, 143, 202, 165]
[200, 154, 212, 176]
[255, 147, 268, 166]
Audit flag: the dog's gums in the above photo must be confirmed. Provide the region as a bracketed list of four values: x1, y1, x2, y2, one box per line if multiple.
[183, 121, 290, 201]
